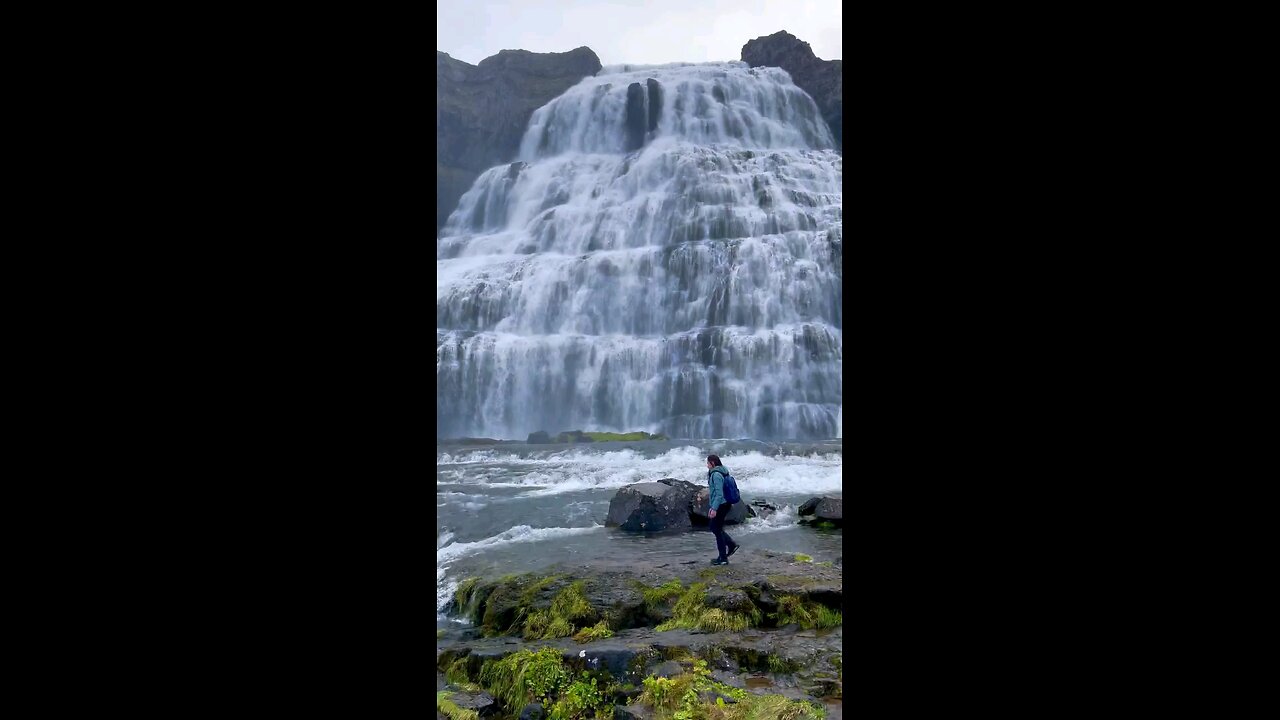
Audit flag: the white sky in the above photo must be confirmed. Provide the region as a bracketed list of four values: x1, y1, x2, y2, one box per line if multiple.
[437, 0, 842, 66]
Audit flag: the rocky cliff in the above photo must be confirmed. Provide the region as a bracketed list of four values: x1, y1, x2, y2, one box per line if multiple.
[741, 31, 842, 150]
[436, 47, 602, 234]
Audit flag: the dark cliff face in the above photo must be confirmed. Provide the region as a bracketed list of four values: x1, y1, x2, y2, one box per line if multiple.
[741, 31, 842, 151]
[437, 47, 602, 234]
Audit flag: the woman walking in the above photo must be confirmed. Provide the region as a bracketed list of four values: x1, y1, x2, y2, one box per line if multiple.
[706, 454, 740, 565]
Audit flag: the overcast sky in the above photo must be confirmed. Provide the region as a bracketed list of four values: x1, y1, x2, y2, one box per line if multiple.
[437, 0, 842, 67]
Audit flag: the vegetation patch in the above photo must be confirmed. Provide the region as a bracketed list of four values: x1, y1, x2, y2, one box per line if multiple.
[641, 579, 686, 611]
[455, 577, 481, 611]
[793, 554, 814, 563]
[583, 431, 669, 442]
[480, 647, 572, 710]
[637, 661, 821, 720]
[774, 595, 841, 630]
[436, 691, 480, 720]
[549, 675, 614, 720]
[573, 620, 614, 643]
[815, 561, 834, 568]
[519, 581, 596, 640]
[654, 583, 761, 632]
[476, 573, 567, 636]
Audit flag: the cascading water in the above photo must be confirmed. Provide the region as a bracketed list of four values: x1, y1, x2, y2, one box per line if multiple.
[437, 62, 842, 440]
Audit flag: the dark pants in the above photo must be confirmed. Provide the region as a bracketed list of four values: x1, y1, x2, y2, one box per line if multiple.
[709, 502, 735, 559]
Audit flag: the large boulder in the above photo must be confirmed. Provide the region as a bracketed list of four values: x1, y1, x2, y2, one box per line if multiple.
[798, 496, 842, 526]
[689, 489, 755, 525]
[436, 47, 603, 234]
[813, 497, 842, 522]
[606, 479, 702, 532]
[741, 31, 842, 150]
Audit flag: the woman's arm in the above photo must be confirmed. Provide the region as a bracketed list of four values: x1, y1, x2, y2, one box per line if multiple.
[709, 470, 726, 509]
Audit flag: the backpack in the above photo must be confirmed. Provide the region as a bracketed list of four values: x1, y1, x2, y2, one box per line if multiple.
[719, 470, 741, 504]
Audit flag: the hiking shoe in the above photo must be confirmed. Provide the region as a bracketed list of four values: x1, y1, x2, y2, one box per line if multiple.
[711, 558, 729, 565]
[727, 543, 740, 557]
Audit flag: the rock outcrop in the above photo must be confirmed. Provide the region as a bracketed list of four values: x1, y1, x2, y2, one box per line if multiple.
[740, 31, 842, 150]
[437, 47, 602, 234]
[605, 479, 702, 532]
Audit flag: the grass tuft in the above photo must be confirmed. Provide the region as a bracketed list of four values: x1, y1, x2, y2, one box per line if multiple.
[437, 691, 480, 720]
[774, 595, 841, 630]
[793, 554, 814, 563]
[480, 647, 571, 710]
[573, 620, 614, 643]
[654, 583, 760, 633]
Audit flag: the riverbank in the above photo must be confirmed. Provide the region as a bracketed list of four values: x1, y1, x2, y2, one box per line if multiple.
[437, 548, 842, 719]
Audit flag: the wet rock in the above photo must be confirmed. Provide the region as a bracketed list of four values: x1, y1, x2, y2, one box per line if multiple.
[711, 669, 746, 688]
[445, 689, 498, 717]
[606, 479, 701, 532]
[614, 705, 653, 720]
[797, 498, 821, 516]
[698, 689, 739, 704]
[648, 660, 685, 678]
[527, 431, 552, 443]
[519, 703, 545, 720]
[813, 497, 841, 522]
[749, 499, 777, 520]
[646, 79, 663, 133]
[624, 82, 647, 152]
[555, 430, 595, 443]
[689, 490, 755, 525]
[705, 587, 756, 615]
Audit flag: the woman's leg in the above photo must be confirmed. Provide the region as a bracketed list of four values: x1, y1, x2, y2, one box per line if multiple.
[710, 511, 728, 559]
[719, 504, 736, 551]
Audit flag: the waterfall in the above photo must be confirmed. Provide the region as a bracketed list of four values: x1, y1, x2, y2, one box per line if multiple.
[437, 62, 842, 440]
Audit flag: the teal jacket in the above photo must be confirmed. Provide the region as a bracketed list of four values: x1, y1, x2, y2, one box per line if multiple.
[708, 465, 731, 510]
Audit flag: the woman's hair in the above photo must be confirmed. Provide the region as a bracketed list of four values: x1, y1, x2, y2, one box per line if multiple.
[706, 454, 722, 467]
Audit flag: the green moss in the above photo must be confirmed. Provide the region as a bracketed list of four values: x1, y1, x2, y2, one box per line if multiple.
[544, 616, 575, 638]
[523, 610, 551, 639]
[641, 579, 685, 611]
[773, 595, 841, 630]
[550, 581, 593, 623]
[793, 554, 813, 563]
[636, 662, 822, 720]
[654, 583, 760, 633]
[436, 691, 480, 720]
[437, 629, 446, 639]
[814, 521, 837, 530]
[456, 577, 481, 609]
[583, 431, 658, 442]
[702, 693, 824, 720]
[815, 561, 834, 567]
[767, 655, 800, 673]
[446, 657, 472, 685]
[573, 620, 614, 643]
[480, 647, 571, 710]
